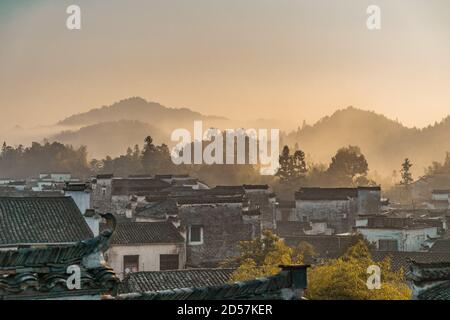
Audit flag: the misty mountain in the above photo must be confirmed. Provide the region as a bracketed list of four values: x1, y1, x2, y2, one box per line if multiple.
[58, 97, 228, 130]
[50, 120, 167, 159]
[283, 107, 450, 177]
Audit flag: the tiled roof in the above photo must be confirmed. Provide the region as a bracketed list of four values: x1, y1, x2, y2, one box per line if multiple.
[418, 281, 450, 300]
[243, 185, 269, 190]
[209, 186, 245, 195]
[112, 178, 171, 196]
[103, 222, 184, 245]
[116, 268, 303, 300]
[0, 217, 119, 299]
[372, 251, 450, 271]
[407, 260, 450, 300]
[135, 199, 178, 219]
[284, 235, 359, 259]
[0, 196, 93, 246]
[177, 196, 245, 205]
[277, 201, 296, 209]
[96, 174, 113, 179]
[433, 190, 450, 194]
[295, 188, 358, 201]
[276, 221, 311, 237]
[63, 183, 90, 192]
[430, 240, 450, 253]
[119, 268, 236, 293]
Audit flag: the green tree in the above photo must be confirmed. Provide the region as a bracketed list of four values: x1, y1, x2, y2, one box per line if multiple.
[400, 158, 413, 186]
[275, 145, 308, 185]
[223, 230, 293, 282]
[276, 146, 291, 182]
[293, 241, 317, 264]
[306, 241, 411, 300]
[327, 146, 370, 187]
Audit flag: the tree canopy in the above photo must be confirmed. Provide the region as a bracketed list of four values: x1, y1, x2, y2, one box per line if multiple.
[226, 234, 411, 300]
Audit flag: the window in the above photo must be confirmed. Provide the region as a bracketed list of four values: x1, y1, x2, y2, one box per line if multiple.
[160, 254, 179, 271]
[189, 225, 203, 244]
[123, 255, 139, 274]
[378, 239, 398, 251]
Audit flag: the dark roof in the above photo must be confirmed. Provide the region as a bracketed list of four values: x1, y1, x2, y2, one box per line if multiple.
[295, 188, 358, 201]
[243, 185, 269, 190]
[433, 190, 450, 194]
[407, 260, 450, 299]
[103, 222, 184, 245]
[155, 174, 190, 179]
[357, 186, 381, 191]
[418, 281, 450, 300]
[0, 218, 119, 299]
[64, 183, 89, 192]
[135, 200, 179, 219]
[276, 221, 311, 237]
[112, 178, 171, 196]
[210, 186, 245, 195]
[277, 201, 296, 209]
[116, 267, 308, 300]
[283, 235, 359, 259]
[119, 268, 236, 293]
[372, 251, 450, 271]
[96, 174, 114, 179]
[177, 196, 245, 205]
[430, 239, 450, 253]
[0, 196, 93, 246]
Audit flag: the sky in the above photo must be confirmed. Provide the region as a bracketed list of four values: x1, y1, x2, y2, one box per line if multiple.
[1, 0, 450, 129]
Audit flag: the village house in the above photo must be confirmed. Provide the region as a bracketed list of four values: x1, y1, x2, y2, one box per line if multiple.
[64, 182, 92, 213]
[408, 174, 450, 203]
[0, 196, 94, 250]
[102, 221, 186, 279]
[295, 186, 381, 234]
[177, 195, 260, 267]
[0, 212, 120, 300]
[356, 216, 439, 252]
[426, 189, 450, 210]
[32, 172, 80, 192]
[276, 200, 297, 222]
[91, 173, 114, 213]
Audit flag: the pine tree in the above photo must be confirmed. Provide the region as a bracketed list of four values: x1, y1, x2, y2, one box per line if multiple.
[400, 158, 413, 186]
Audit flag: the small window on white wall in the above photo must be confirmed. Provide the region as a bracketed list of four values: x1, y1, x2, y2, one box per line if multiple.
[189, 225, 203, 245]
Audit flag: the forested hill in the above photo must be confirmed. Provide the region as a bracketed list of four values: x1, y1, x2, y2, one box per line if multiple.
[283, 107, 450, 176]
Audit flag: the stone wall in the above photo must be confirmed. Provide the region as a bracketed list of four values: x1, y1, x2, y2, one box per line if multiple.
[178, 203, 256, 267]
[296, 199, 358, 234]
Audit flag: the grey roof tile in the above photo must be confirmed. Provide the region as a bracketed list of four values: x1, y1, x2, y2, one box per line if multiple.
[0, 196, 93, 246]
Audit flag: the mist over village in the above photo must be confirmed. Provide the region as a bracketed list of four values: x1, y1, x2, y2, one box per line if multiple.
[1, 0, 450, 307]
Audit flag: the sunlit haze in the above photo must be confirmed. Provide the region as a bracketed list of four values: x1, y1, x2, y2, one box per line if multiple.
[1, 0, 449, 130]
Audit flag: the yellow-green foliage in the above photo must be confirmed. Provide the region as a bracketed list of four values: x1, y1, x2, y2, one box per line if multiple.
[306, 240, 411, 300]
[227, 235, 411, 300]
[224, 230, 293, 282]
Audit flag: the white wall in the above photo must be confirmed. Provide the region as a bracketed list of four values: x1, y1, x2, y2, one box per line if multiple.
[66, 191, 91, 214]
[358, 227, 438, 252]
[106, 243, 186, 279]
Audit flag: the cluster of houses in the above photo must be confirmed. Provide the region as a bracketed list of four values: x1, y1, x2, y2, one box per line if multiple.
[2, 171, 450, 300]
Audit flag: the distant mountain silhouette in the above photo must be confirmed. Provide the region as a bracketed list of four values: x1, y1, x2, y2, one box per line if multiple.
[58, 97, 228, 129]
[283, 107, 450, 176]
[50, 100, 450, 177]
[50, 120, 167, 159]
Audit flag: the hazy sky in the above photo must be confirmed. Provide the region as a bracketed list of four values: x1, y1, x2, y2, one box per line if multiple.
[1, 0, 450, 129]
